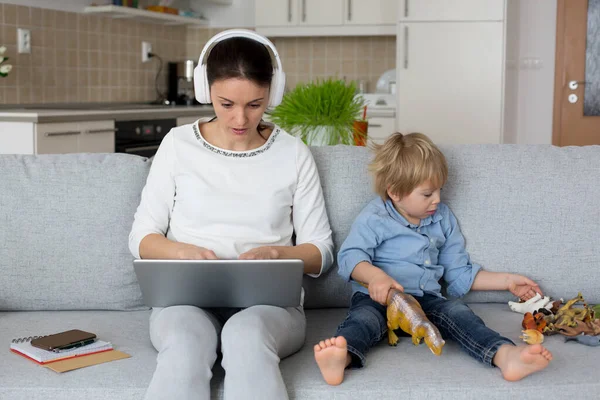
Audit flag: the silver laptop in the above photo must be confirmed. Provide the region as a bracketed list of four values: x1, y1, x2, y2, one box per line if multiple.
[133, 259, 304, 308]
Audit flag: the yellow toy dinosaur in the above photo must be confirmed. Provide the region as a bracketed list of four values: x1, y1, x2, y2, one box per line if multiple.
[385, 288, 446, 355]
[358, 282, 445, 355]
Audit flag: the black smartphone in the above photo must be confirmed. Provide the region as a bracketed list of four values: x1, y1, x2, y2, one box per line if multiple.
[30, 329, 97, 352]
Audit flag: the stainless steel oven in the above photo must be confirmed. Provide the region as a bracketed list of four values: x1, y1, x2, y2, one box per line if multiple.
[115, 118, 176, 157]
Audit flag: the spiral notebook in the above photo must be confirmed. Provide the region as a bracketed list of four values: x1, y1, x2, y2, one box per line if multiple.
[10, 336, 113, 365]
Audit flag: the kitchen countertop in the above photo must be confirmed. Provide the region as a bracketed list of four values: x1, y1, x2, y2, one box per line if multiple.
[0, 103, 216, 123]
[366, 107, 395, 118]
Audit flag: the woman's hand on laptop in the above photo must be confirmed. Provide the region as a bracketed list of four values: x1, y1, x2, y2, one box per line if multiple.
[239, 246, 280, 260]
[175, 243, 218, 260]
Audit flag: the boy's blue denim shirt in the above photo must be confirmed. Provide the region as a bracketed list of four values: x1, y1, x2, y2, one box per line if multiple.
[337, 197, 481, 298]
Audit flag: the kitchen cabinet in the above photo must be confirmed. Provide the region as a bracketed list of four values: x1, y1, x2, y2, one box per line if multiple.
[367, 116, 396, 145]
[395, 20, 504, 144]
[36, 123, 81, 154]
[255, 0, 298, 27]
[78, 121, 117, 153]
[37, 121, 115, 154]
[255, 0, 395, 37]
[1, 120, 116, 155]
[301, 0, 343, 26]
[398, 0, 505, 21]
[346, 0, 397, 25]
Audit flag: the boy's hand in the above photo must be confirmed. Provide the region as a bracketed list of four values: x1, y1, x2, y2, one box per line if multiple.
[368, 271, 404, 305]
[506, 274, 542, 300]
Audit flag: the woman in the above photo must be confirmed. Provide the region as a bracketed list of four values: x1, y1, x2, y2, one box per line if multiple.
[128, 29, 334, 400]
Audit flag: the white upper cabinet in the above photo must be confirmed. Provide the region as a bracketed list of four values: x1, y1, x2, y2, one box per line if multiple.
[255, 0, 298, 27]
[398, 0, 505, 21]
[255, 0, 395, 36]
[301, 0, 343, 25]
[345, 0, 398, 25]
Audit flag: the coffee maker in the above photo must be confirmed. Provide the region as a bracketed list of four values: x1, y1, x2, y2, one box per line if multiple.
[167, 60, 199, 105]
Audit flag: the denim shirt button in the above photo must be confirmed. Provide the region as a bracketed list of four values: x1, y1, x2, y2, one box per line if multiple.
[420, 285, 424, 289]
[425, 260, 430, 265]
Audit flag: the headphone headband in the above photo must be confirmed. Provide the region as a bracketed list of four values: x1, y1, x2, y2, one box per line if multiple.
[193, 29, 286, 108]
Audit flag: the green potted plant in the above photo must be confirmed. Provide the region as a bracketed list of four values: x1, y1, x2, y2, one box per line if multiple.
[269, 78, 366, 146]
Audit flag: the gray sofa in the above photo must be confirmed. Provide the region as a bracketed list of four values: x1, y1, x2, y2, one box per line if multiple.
[1, 144, 599, 400]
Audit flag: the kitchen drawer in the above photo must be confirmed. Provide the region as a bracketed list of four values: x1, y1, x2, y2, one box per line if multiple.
[35, 120, 115, 154]
[79, 120, 116, 153]
[36, 122, 81, 154]
[367, 117, 396, 145]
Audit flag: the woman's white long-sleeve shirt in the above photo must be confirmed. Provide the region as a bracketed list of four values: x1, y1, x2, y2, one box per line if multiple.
[128, 118, 334, 276]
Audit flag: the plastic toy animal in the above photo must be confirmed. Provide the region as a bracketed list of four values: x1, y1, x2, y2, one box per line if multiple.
[384, 289, 446, 355]
[564, 334, 600, 347]
[520, 329, 544, 344]
[357, 283, 445, 355]
[509, 292, 555, 314]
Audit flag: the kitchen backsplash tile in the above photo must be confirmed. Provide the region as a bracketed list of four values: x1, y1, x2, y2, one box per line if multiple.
[1, 3, 395, 105]
[0, 3, 186, 104]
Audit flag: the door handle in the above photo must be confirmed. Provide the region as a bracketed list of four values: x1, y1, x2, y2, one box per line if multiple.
[348, 0, 352, 21]
[568, 80, 589, 90]
[288, 0, 292, 22]
[302, 0, 306, 22]
[369, 124, 383, 128]
[403, 26, 409, 69]
[404, 0, 409, 17]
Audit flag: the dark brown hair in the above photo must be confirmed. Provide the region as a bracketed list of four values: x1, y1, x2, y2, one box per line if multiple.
[206, 37, 273, 88]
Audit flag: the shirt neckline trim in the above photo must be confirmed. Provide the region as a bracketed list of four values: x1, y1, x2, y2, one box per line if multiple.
[192, 120, 280, 158]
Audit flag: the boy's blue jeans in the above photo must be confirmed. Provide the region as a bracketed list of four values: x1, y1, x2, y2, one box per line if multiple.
[336, 292, 515, 368]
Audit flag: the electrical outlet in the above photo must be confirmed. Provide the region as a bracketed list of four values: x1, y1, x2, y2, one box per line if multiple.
[142, 41, 152, 63]
[17, 28, 31, 54]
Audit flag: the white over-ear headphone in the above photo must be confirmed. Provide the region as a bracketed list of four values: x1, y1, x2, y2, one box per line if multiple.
[194, 29, 286, 108]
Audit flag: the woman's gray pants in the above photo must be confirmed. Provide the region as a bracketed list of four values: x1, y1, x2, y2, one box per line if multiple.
[144, 304, 306, 400]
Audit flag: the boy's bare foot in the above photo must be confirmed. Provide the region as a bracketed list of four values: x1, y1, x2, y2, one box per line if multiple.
[314, 336, 351, 386]
[495, 344, 552, 381]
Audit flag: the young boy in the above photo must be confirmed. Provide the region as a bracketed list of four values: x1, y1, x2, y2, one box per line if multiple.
[314, 132, 552, 385]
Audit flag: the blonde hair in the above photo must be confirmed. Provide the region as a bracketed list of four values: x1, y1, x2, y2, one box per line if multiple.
[368, 132, 448, 200]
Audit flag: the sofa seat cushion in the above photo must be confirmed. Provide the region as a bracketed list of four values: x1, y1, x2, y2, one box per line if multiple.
[2, 305, 598, 400]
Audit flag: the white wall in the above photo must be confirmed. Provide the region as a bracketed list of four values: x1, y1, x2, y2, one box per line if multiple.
[505, 0, 557, 144]
[190, 0, 254, 27]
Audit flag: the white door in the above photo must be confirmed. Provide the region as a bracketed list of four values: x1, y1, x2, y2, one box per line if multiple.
[396, 22, 504, 144]
[255, 0, 298, 27]
[398, 0, 505, 21]
[300, 0, 343, 25]
[79, 121, 116, 153]
[345, 0, 397, 25]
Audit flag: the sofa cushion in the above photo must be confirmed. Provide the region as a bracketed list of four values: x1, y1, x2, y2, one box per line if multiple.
[1, 305, 597, 399]
[0, 154, 150, 311]
[306, 144, 600, 308]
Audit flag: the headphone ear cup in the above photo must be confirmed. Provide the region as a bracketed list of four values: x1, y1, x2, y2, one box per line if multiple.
[194, 63, 210, 104]
[269, 71, 286, 108]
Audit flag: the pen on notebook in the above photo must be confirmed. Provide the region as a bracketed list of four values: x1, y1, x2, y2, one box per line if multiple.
[52, 338, 96, 353]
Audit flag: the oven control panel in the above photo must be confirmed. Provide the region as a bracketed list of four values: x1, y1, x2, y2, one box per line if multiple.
[116, 119, 176, 142]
